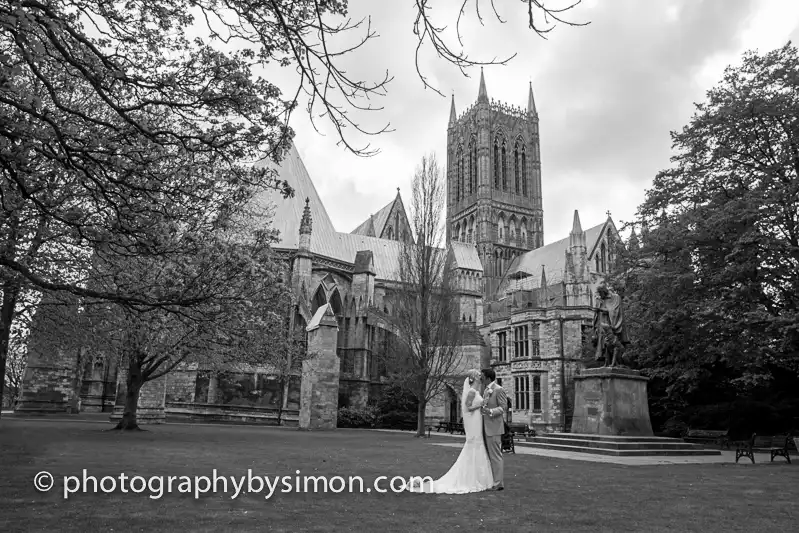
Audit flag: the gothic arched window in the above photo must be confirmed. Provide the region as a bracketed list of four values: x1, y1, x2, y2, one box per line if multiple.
[521, 148, 527, 197]
[493, 139, 500, 189]
[470, 139, 477, 194]
[456, 145, 464, 201]
[514, 144, 520, 194]
[501, 141, 507, 190]
[460, 156, 465, 199]
[600, 242, 607, 272]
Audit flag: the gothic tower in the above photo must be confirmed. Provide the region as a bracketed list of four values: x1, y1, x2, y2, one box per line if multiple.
[446, 69, 543, 297]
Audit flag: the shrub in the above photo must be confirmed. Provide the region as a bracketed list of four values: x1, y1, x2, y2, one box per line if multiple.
[374, 383, 418, 430]
[337, 405, 381, 428]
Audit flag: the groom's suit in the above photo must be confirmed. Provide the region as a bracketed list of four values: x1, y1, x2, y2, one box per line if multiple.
[482, 381, 507, 489]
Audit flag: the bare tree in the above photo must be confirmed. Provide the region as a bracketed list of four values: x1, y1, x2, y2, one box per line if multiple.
[386, 153, 465, 437]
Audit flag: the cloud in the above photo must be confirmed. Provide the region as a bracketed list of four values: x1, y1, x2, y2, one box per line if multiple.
[275, 0, 794, 244]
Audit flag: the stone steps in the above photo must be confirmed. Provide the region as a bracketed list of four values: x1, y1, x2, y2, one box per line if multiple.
[518, 432, 722, 456]
[528, 436, 711, 451]
[544, 432, 685, 443]
[516, 440, 722, 456]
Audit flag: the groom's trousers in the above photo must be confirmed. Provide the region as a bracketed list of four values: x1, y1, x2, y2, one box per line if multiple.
[486, 435, 503, 486]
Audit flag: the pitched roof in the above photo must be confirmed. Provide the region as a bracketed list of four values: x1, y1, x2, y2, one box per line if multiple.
[350, 214, 377, 237]
[498, 221, 606, 293]
[450, 241, 483, 271]
[252, 143, 338, 250]
[350, 189, 409, 240]
[251, 142, 477, 283]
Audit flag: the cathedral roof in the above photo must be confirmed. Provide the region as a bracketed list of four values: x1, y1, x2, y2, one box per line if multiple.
[501, 221, 606, 290]
[251, 141, 484, 283]
[350, 196, 394, 238]
[252, 143, 338, 249]
[449, 241, 483, 271]
[350, 188, 410, 242]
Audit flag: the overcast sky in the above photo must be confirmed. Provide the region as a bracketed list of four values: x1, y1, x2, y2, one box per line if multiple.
[268, 0, 799, 244]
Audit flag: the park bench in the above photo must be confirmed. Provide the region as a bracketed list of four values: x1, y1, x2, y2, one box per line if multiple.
[435, 421, 451, 433]
[735, 433, 794, 464]
[434, 421, 465, 434]
[507, 423, 535, 441]
[682, 428, 731, 449]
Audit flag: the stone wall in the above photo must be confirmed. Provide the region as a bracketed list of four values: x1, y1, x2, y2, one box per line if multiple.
[110, 367, 167, 424]
[165, 369, 197, 404]
[299, 304, 340, 429]
[78, 356, 117, 413]
[485, 306, 589, 432]
[16, 347, 83, 413]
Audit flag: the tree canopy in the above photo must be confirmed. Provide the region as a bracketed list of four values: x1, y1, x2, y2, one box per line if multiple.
[617, 42, 799, 431]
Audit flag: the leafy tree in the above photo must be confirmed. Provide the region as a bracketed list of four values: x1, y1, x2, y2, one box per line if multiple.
[617, 42, 799, 427]
[29, 209, 294, 429]
[0, 0, 588, 413]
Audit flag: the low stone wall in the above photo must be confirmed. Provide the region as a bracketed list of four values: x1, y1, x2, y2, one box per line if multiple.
[165, 402, 299, 426]
[16, 365, 79, 414]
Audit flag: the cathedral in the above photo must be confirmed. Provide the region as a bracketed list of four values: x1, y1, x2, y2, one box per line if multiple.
[17, 71, 621, 433]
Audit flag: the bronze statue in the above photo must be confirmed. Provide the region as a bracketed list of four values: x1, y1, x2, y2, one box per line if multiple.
[592, 281, 630, 367]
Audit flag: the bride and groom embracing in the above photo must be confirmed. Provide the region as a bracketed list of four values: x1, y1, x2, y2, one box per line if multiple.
[410, 368, 507, 494]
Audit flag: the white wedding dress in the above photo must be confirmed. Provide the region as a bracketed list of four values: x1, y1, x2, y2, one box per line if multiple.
[409, 377, 494, 494]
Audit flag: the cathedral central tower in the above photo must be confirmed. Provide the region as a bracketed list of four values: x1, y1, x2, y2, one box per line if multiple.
[446, 69, 543, 297]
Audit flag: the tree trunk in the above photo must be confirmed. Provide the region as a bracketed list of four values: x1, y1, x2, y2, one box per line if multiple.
[416, 398, 427, 437]
[276, 377, 285, 426]
[0, 282, 20, 419]
[114, 355, 144, 430]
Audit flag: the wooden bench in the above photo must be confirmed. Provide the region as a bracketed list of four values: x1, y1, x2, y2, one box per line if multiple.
[683, 428, 731, 449]
[435, 421, 451, 433]
[507, 423, 535, 441]
[735, 434, 793, 464]
[434, 421, 465, 434]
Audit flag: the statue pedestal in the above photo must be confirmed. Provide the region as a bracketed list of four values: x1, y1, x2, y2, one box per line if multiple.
[570, 367, 653, 436]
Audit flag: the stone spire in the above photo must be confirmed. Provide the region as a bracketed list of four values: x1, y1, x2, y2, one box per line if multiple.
[564, 209, 590, 305]
[628, 227, 640, 250]
[538, 265, 548, 307]
[449, 94, 457, 126]
[298, 197, 313, 253]
[569, 209, 586, 250]
[299, 197, 312, 235]
[527, 81, 537, 115]
[477, 67, 488, 103]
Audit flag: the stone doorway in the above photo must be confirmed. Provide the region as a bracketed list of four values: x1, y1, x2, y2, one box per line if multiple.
[447, 386, 460, 426]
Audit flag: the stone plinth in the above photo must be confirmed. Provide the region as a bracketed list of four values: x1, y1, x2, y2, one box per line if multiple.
[570, 367, 653, 437]
[299, 303, 340, 430]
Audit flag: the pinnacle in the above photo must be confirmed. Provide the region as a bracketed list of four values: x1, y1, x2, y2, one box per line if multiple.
[527, 81, 537, 115]
[477, 67, 488, 103]
[571, 209, 582, 234]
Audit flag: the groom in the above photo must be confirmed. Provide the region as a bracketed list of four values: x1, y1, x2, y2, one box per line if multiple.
[480, 368, 506, 491]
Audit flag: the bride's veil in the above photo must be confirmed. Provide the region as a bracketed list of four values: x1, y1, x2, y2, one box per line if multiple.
[461, 376, 471, 412]
[461, 369, 478, 412]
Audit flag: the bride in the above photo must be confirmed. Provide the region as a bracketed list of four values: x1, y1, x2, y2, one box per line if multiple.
[409, 368, 494, 494]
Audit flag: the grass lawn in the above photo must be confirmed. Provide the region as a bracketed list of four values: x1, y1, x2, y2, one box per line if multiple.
[1, 419, 797, 532]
